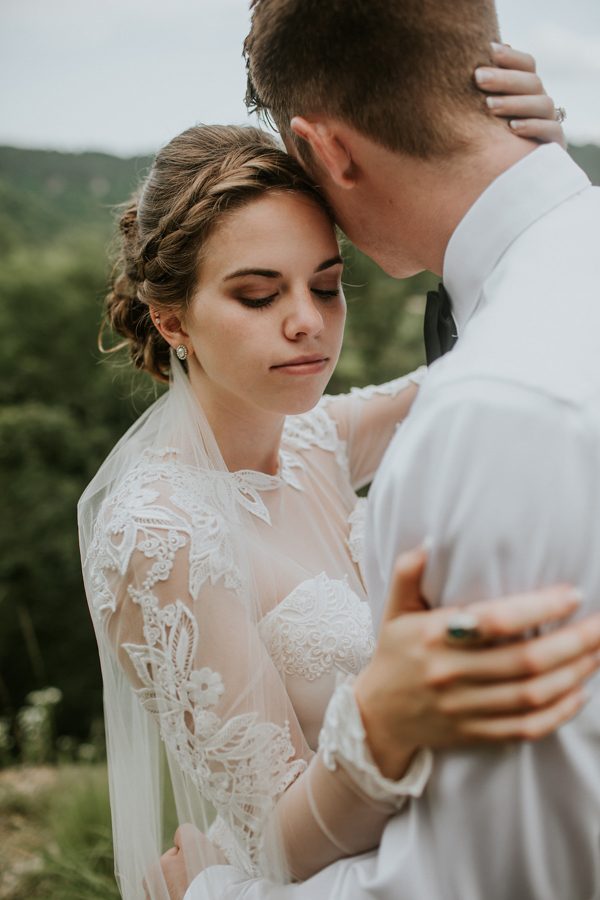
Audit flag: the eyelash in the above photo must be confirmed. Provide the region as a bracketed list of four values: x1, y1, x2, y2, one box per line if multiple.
[239, 289, 340, 310]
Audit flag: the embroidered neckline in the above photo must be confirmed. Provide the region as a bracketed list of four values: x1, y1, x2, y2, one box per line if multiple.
[231, 446, 306, 493]
[230, 402, 348, 494]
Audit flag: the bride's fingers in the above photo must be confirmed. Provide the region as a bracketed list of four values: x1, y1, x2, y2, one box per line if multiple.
[457, 686, 588, 743]
[485, 93, 555, 120]
[509, 117, 567, 148]
[381, 547, 427, 624]
[489, 42, 536, 74]
[439, 651, 600, 716]
[465, 585, 582, 638]
[475, 67, 544, 96]
[442, 613, 600, 683]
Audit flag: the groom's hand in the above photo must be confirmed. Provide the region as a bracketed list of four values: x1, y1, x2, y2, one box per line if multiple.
[354, 552, 600, 780]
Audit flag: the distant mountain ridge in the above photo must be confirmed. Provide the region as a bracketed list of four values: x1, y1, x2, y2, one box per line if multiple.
[0, 142, 599, 253]
[0, 146, 152, 252]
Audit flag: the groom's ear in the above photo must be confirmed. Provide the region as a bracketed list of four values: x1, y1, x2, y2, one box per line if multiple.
[290, 117, 356, 190]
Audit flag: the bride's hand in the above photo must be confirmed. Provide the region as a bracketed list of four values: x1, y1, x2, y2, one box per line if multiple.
[149, 824, 226, 900]
[354, 548, 600, 780]
[474, 43, 566, 148]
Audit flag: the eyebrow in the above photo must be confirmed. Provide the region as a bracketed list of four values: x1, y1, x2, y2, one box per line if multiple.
[223, 255, 343, 282]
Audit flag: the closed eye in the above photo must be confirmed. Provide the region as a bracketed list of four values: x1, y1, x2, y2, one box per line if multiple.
[239, 287, 339, 309]
[238, 294, 277, 309]
[312, 288, 339, 299]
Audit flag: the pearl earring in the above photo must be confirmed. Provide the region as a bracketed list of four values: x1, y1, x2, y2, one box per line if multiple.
[175, 344, 188, 361]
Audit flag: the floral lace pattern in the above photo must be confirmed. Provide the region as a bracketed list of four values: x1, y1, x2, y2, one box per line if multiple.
[284, 404, 350, 478]
[86, 448, 281, 620]
[227, 403, 349, 496]
[123, 595, 305, 873]
[82, 370, 436, 890]
[87, 448, 306, 874]
[85, 382, 412, 874]
[348, 367, 428, 401]
[347, 497, 368, 574]
[258, 573, 375, 682]
[319, 678, 433, 809]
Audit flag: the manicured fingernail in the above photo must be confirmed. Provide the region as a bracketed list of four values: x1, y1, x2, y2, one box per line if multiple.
[490, 41, 504, 53]
[509, 119, 523, 130]
[486, 96, 503, 110]
[474, 68, 493, 85]
[421, 535, 434, 553]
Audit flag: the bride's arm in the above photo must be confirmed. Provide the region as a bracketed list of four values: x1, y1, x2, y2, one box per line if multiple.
[103, 475, 425, 894]
[321, 369, 425, 491]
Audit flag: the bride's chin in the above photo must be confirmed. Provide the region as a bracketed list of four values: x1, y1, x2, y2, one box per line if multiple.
[270, 386, 327, 417]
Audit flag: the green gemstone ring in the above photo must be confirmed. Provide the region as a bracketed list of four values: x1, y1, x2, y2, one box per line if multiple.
[445, 613, 482, 646]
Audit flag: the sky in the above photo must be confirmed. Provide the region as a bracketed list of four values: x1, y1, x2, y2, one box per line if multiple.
[1, 0, 599, 157]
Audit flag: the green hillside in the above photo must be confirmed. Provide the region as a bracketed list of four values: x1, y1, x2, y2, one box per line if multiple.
[569, 144, 600, 185]
[0, 147, 152, 250]
[1, 141, 598, 251]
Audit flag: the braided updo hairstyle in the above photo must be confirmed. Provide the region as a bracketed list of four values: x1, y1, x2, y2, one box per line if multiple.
[103, 124, 333, 382]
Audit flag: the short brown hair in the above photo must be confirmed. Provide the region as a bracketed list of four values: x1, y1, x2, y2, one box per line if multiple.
[102, 124, 332, 382]
[244, 0, 500, 158]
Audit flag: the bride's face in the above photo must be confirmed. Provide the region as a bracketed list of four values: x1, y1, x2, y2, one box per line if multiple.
[183, 191, 346, 416]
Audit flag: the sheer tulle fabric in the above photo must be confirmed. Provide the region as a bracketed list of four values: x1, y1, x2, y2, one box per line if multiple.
[78, 352, 426, 899]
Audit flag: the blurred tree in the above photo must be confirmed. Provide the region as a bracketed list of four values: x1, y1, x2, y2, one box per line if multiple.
[0, 403, 102, 737]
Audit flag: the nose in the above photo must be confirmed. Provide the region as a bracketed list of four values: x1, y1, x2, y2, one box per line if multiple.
[282, 289, 324, 340]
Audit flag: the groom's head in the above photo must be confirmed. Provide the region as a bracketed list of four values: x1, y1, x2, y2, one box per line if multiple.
[245, 0, 507, 275]
[245, 0, 500, 160]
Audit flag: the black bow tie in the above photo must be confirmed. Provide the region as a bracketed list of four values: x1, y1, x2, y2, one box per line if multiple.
[424, 283, 458, 365]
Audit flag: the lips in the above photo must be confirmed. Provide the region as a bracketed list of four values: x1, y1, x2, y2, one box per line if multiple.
[271, 354, 328, 369]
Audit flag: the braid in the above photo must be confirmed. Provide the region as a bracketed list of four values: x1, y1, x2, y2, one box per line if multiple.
[102, 201, 169, 381]
[101, 125, 331, 382]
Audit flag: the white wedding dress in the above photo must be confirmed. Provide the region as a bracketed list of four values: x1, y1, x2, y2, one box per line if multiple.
[80, 360, 430, 900]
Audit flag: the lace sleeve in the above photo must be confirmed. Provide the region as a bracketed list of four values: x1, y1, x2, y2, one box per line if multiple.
[91, 454, 311, 879]
[90, 452, 411, 884]
[321, 368, 427, 490]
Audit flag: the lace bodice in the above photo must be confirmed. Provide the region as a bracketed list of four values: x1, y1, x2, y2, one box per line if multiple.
[259, 573, 373, 683]
[258, 572, 374, 749]
[84, 367, 426, 883]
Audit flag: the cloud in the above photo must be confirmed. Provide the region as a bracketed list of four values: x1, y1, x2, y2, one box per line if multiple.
[534, 23, 600, 77]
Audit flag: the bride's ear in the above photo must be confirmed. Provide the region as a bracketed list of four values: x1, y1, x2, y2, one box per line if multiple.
[150, 307, 190, 351]
[290, 116, 356, 189]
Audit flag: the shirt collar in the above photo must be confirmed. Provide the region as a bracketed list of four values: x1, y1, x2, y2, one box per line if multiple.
[443, 144, 591, 336]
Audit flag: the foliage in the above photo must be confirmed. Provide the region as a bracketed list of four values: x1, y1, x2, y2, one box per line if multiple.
[0, 141, 599, 753]
[0, 764, 119, 900]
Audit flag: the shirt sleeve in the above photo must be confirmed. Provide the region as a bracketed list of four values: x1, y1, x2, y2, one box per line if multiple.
[367, 376, 592, 627]
[320, 368, 426, 491]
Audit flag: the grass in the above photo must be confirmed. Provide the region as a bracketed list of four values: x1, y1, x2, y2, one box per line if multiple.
[0, 764, 120, 900]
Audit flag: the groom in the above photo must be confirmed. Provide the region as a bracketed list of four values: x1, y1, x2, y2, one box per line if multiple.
[186, 1, 600, 897]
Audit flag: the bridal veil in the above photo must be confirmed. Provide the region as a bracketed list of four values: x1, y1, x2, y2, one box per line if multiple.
[78, 353, 300, 899]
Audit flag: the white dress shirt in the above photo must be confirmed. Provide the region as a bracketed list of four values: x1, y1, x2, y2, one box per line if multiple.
[186, 145, 600, 899]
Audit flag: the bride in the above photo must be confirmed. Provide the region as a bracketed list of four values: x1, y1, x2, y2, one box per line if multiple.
[78, 58, 597, 900]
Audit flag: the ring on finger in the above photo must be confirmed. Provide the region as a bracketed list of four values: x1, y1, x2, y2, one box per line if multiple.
[445, 612, 482, 647]
[554, 106, 567, 124]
